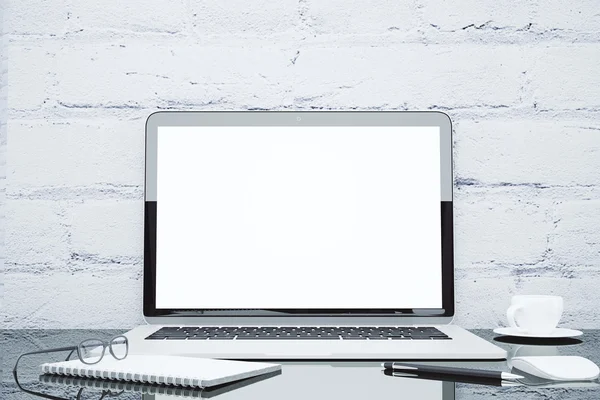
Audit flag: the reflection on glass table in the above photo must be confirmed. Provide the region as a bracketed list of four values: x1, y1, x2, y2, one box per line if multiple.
[13, 370, 124, 400]
[4, 329, 600, 400]
[37, 371, 282, 399]
[33, 366, 451, 400]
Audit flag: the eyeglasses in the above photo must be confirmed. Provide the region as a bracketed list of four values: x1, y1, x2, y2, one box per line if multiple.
[13, 335, 129, 374]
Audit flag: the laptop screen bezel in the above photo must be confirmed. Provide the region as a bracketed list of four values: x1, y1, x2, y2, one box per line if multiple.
[143, 111, 454, 320]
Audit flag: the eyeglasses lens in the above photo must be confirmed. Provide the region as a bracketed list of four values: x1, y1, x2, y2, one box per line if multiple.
[78, 339, 104, 364]
[110, 336, 128, 360]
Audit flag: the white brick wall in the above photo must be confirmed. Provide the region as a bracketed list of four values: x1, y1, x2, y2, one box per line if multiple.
[293, 45, 525, 109]
[190, 0, 299, 37]
[70, 200, 144, 260]
[5, 200, 69, 269]
[48, 43, 292, 109]
[304, 1, 419, 35]
[552, 200, 600, 268]
[454, 189, 552, 266]
[8, 45, 54, 112]
[9, 120, 144, 187]
[3, 1, 600, 328]
[0, 0, 8, 310]
[3, 272, 142, 328]
[420, 0, 535, 31]
[530, 45, 600, 110]
[7, 0, 188, 36]
[7, 0, 69, 36]
[455, 119, 600, 186]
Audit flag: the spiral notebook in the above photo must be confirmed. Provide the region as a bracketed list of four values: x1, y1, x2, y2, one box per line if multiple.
[41, 355, 281, 388]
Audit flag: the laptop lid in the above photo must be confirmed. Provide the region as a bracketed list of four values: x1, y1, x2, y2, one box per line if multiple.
[144, 111, 454, 326]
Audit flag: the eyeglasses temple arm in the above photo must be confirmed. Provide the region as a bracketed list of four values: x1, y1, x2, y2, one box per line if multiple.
[65, 348, 76, 361]
[13, 346, 78, 374]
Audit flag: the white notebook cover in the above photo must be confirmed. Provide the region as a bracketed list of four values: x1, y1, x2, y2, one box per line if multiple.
[41, 355, 281, 388]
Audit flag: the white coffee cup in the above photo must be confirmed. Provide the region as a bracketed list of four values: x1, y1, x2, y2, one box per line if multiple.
[506, 295, 563, 335]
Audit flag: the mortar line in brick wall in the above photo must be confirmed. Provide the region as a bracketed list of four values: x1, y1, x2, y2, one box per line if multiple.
[12, 104, 600, 118]
[6, 29, 600, 45]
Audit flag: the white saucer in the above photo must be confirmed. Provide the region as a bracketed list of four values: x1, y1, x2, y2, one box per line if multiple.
[493, 327, 583, 338]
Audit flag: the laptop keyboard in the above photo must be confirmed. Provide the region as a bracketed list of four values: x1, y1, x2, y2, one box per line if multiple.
[145, 326, 451, 340]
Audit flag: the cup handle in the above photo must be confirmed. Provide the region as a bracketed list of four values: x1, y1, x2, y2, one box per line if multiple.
[507, 305, 525, 330]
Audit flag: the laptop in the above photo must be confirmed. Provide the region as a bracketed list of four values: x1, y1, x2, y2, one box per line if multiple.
[124, 111, 506, 360]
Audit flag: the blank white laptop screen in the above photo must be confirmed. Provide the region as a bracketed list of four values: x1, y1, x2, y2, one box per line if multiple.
[155, 126, 442, 309]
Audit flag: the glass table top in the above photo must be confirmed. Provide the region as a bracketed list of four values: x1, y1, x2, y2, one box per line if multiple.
[2, 329, 599, 400]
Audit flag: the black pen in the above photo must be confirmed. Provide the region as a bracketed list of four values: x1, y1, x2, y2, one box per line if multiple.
[382, 362, 523, 381]
[382, 369, 521, 387]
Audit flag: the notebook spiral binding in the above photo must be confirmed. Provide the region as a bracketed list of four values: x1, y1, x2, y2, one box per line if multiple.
[42, 363, 203, 387]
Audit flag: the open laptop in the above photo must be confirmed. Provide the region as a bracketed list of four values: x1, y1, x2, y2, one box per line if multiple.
[124, 111, 506, 360]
